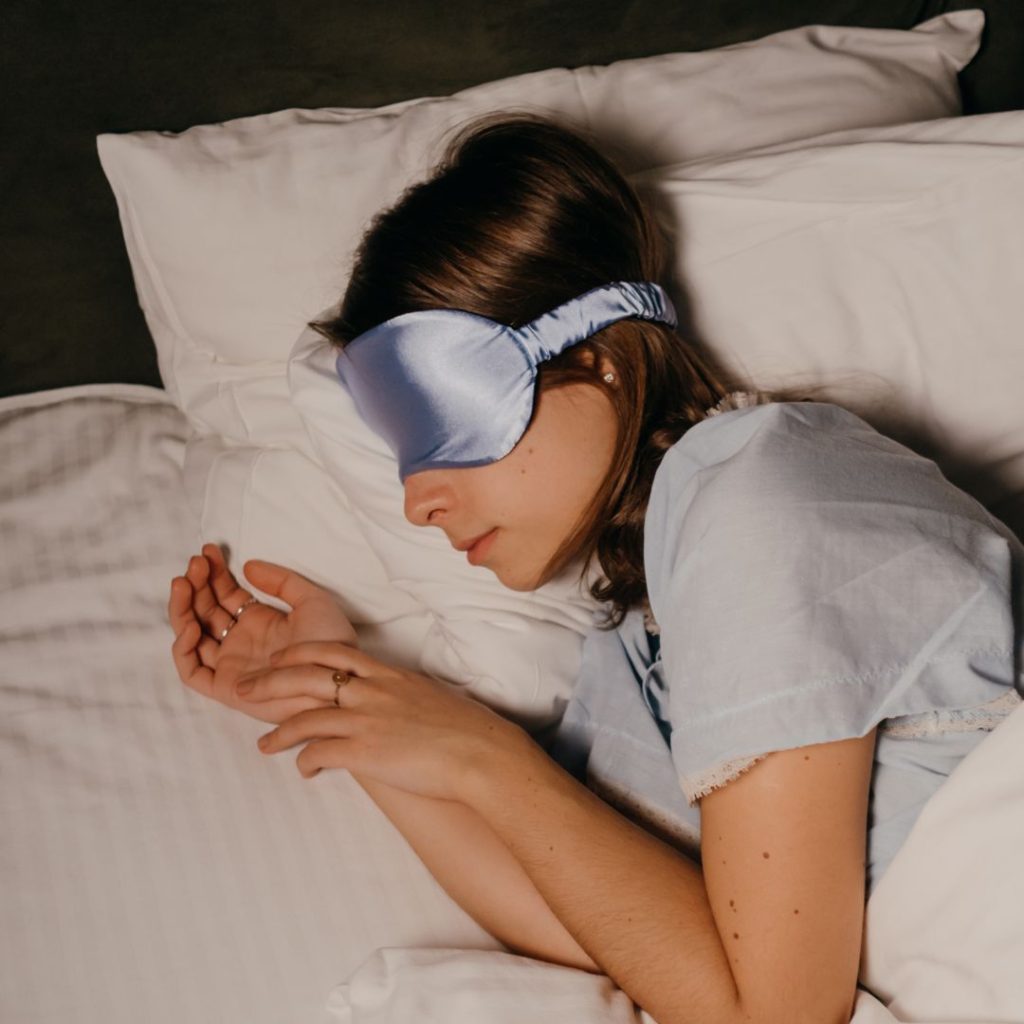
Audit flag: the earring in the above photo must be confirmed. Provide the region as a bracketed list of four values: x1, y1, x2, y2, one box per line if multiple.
[602, 372, 615, 383]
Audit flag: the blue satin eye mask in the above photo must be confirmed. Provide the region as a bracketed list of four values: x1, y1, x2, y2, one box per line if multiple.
[335, 280, 677, 482]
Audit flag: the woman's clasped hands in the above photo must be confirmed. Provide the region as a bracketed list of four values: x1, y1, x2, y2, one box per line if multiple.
[168, 543, 532, 803]
[238, 640, 529, 802]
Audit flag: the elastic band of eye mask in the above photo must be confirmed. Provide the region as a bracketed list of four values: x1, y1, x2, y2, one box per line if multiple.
[336, 280, 678, 480]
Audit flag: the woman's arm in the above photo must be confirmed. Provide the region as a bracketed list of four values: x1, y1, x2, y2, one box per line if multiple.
[460, 728, 878, 1024]
[246, 639, 874, 1022]
[349, 772, 600, 973]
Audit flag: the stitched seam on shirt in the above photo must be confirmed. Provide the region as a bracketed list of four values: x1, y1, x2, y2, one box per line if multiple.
[675, 644, 1013, 729]
[591, 722, 669, 754]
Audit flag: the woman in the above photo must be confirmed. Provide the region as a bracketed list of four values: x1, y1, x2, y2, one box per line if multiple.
[168, 113, 1022, 1024]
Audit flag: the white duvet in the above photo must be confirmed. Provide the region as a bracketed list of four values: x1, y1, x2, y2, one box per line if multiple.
[2, 386, 1022, 1023]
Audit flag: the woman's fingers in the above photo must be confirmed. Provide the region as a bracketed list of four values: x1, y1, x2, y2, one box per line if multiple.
[167, 575, 192, 633]
[183, 552, 209, 593]
[258, 707, 354, 754]
[203, 543, 255, 617]
[170, 616, 214, 694]
[294, 738, 351, 779]
[237, 662, 350, 705]
[185, 553, 236, 640]
[195, 632, 220, 669]
[242, 558, 331, 610]
[169, 576, 220, 672]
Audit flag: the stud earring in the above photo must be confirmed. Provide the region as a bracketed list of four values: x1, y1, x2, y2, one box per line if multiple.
[602, 372, 615, 383]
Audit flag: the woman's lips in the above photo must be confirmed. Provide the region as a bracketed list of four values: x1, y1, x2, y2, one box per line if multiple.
[467, 528, 498, 566]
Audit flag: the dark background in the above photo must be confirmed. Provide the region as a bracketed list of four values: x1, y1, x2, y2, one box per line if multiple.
[3, 1, 1022, 399]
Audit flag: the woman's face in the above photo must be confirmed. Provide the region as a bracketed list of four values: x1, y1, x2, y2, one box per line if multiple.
[403, 377, 619, 591]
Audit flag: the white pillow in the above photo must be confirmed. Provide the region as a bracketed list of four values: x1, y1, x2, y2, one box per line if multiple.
[630, 109, 1024, 541]
[858, 702, 1024, 1020]
[95, 11, 982, 442]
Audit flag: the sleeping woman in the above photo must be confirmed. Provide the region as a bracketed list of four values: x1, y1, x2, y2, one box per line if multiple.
[167, 113, 1023, 1024]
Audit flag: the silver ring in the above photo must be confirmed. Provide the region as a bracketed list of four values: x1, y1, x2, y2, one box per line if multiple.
[233, 596, 259, 619]
[218, 619, 236, 641]
[332, 669, 350, 706]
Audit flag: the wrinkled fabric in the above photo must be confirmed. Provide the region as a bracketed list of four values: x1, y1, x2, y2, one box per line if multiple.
[548, 401, 1023, 896]
[335, 281, 676, 481]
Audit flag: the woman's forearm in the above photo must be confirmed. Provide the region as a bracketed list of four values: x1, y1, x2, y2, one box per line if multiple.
[461, 741, 743, 1024]
[350, 772, 600, 973]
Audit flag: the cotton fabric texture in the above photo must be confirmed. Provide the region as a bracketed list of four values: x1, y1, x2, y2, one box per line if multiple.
[547, 399, 1023, 897]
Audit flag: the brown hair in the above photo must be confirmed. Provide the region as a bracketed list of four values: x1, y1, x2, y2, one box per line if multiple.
[309, 111, 812, 629]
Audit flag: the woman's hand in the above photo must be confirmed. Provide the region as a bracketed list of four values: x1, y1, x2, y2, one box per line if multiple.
[168, 543, 360, 725]
[240, 641, 537, 803]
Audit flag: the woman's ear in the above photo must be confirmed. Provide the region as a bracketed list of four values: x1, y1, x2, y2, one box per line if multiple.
[597, 355, 618, 382]
[575, 345, 617, 382]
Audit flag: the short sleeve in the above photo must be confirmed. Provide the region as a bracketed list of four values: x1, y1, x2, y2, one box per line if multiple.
[644, 402, 1022, 804]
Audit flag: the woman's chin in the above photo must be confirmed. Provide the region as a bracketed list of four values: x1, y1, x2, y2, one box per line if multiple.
[491, 562, 543, 593]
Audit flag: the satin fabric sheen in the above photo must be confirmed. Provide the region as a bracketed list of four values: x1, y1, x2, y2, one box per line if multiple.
[335, 281, 677, 481]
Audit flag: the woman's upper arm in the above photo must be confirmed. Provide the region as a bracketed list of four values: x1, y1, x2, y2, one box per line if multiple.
[698, 727, 878, 1024]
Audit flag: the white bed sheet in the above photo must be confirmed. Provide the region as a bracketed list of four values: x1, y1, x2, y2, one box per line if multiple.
[0, 385, 499, 1024]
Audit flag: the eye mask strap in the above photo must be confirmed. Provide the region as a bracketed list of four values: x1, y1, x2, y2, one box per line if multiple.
[513, 281, 677, 366]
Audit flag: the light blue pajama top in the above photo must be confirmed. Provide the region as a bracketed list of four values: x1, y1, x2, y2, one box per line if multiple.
[545, 400, 1023, 898]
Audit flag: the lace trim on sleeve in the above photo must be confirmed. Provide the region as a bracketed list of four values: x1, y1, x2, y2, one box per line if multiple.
[678, 691, 1021, 804]
[881, 689, 1022, 738]
[703, 390, 774, 418]
[679, 753, 768, 805]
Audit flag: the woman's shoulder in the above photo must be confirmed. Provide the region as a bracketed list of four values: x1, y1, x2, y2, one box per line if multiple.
[655, 396, 886, 487]
[648, 397, 873, 527]
[643, 393, 1017, 583]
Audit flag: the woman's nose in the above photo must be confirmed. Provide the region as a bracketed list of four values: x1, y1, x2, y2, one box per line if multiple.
[403, 470, 453, 527]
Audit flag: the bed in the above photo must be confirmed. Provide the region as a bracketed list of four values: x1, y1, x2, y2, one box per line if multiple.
[4, 3, 1024, 1022]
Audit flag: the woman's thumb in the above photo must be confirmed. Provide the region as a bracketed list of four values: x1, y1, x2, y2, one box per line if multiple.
[243, 559, 320, 603]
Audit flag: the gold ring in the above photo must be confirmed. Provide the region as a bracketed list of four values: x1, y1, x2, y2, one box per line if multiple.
[234, 597, 259, 619]
[332, 669, 350, 706]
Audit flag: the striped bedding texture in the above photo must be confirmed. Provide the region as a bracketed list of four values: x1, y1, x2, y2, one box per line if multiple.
[0, 385, 496, 1024]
